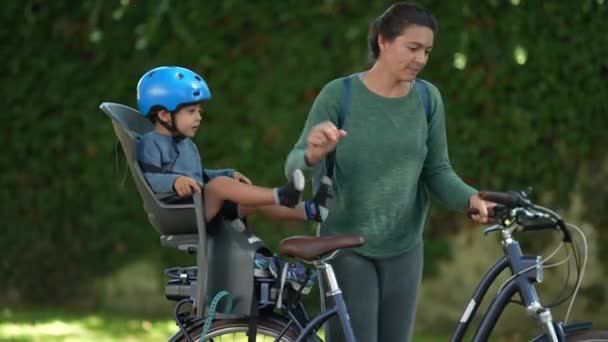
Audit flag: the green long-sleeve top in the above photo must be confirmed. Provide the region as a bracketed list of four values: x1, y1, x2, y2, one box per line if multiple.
[285, 74, 478, 258]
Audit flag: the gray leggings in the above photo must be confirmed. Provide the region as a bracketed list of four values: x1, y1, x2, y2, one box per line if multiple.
[324, 242, 423, 342]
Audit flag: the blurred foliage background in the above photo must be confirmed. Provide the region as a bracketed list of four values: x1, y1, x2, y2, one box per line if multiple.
[1, 0, 607, 338]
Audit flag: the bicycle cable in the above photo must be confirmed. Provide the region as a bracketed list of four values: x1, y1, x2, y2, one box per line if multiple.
[541, 228, 584, 310]
[543, 227, 584, 310]
[543, 246, 573, 308]
[175, 298, 194, 342]
[508, 247, 572, 307]
[564, 223, 589, 324]
[507, 221, 587, 315]
[497, 240, 564, 296]
[543, 247, 571, 269]
[500, 228, 585, 310]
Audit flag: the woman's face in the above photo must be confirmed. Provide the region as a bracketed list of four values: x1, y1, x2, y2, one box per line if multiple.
[378, 24, 434, 82]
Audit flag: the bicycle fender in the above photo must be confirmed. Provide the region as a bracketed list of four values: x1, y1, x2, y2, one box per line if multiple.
[529, 321, 593, 342]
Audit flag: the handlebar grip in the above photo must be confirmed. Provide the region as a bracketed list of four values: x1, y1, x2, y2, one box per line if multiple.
[467, 207, 479, 216]
[478, 191, 530, 208]
[466, 205, 502, 219]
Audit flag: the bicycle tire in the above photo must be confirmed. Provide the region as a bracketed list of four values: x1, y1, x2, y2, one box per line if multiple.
[564, 330, 608, 341]
[170, 314, 301, 342]
[533, 330, 608, 341]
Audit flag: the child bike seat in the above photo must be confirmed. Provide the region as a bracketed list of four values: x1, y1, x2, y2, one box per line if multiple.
[101, 102, 266, 317]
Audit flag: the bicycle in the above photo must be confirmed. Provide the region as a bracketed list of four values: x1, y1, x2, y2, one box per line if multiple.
[102, 102, 607, 341]
[166, 190, 608, 342]
[448, 190, 608, 341]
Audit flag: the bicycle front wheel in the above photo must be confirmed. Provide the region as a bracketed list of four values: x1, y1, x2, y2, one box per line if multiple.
[533, 330, 608, 342]
[170, 314, 300, 342]
[564, 329, 608, 341]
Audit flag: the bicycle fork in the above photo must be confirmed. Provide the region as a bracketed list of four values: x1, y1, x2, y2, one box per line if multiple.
[527, 302, 562, 342]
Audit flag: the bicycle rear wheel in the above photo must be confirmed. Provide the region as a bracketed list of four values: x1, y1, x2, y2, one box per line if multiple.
[170, 314, 300, 342]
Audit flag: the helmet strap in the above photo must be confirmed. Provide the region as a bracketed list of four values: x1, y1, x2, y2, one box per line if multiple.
[157, 109, 186, 140]
[158, 119, 174, 133]
[168, 112, 186, 141]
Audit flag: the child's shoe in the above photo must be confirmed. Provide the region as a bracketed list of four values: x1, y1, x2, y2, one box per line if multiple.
[269, 255, 316, 295]
[304, 201, 329, 223]
[275, 169, 305, 208]
[305, 176, 332, 222]
[253, 253, 271, 277]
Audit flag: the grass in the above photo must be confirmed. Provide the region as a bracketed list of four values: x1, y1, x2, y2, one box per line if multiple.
[0, 308, 175, 341]
[0, 307, 448, 341]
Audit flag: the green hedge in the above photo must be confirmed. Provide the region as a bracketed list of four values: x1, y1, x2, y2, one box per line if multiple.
[2, 0, 606, 304]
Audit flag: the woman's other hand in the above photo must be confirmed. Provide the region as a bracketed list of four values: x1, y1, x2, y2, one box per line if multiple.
[305, 121, 347, 165]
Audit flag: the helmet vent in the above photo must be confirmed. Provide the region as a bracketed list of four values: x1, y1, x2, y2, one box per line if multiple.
[148, 71, 156, 78]
[195, 76, 202, 81]
[193, 90, 201, 96]
[176, 73, 184, 80]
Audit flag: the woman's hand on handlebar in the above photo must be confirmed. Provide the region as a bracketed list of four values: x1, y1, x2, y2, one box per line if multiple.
[305, 121, 347, 166]
[468, 193, 497, 224]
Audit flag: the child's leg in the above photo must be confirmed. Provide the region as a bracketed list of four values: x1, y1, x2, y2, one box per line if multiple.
[239, 205, 306, 221]
[238, 201, 328, 222]
[203, 170, 305, 220]
[203, 177, 273, 220]
[238, 175, 333, 222]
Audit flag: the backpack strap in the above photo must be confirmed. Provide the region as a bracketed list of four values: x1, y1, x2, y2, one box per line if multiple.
[338, 76, 352, 128]
[413, 79, 432, 123]
[325, 75, 353, 180]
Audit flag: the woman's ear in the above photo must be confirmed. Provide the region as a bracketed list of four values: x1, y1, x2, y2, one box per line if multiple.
[377, 34, 388, 53]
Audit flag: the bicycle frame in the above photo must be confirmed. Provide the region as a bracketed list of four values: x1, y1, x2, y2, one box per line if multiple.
[163, 188, 602, 342]
[450, 224, 562, 342]
[283, 261, 356, 342]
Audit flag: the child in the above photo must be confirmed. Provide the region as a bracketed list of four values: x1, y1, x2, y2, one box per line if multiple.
[135, 66, 328, 229]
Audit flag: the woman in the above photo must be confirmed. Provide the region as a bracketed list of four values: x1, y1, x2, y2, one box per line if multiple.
[285, 2, 494, 341]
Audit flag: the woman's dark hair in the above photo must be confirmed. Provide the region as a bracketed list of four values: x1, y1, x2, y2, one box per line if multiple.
[368, 2, 438, 61]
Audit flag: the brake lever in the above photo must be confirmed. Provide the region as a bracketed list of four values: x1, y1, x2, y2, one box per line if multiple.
[483, 224, 504, 235]
[516, 207, 573, 243]
[557, 219, 573, 243]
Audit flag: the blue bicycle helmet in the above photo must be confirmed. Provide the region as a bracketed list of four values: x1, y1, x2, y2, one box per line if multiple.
[136, 66, 211, 117]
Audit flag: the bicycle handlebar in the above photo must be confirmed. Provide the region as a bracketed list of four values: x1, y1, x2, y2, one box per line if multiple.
[469, 190, 572, 242]
[478, 190, 531, 208]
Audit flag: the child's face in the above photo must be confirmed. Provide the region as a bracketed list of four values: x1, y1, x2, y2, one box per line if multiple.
[173, 103, 203, 138]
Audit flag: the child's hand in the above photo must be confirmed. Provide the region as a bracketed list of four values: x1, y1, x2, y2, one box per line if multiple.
[233, 171, 252, 184]
[173, 176, 201, 197]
